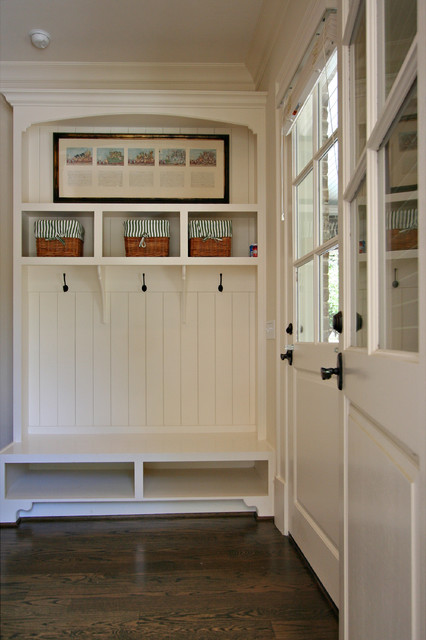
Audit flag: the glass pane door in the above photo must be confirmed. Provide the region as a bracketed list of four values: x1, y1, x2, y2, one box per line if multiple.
[351, 178, 368, 348]
[380, 82, 418, 351]
[384, 0, 417, 97]
[292, 51, 339, 345]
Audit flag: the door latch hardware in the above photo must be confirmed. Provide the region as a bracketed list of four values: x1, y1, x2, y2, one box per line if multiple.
[320, 352, 343, 390]
[280, 345, 294, 366]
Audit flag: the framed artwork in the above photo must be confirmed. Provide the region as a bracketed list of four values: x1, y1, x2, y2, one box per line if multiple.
[53, 133, 229, 203]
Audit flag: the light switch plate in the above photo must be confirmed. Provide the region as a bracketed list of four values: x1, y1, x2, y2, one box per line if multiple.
[265, 321, 275, 340]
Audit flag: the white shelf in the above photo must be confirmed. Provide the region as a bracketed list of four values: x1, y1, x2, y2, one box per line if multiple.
[21, 202, 259, 261]
[358, 249, 418, 262]
[1, 432, 273, 457]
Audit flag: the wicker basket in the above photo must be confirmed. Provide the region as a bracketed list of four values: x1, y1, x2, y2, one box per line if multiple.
[188, 219, 232, 257]
[34, 219, 84, 257]
[386, 229, 418, 251]
[124, 219, 170, 257]
[189, 236, 231, 257]
[124, 236, 169, 257]
[386, 208, 417, 251]
[36, 237, 83, 257]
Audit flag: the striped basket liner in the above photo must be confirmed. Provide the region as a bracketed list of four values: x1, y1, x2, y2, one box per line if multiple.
[386, 208, 418, 251]
[386, 208, 418, 230]
[188, 219, 232, 257]
[188, 219, 232, 239]
[123, 219, 170, 257]
[34, 219, 85, 256]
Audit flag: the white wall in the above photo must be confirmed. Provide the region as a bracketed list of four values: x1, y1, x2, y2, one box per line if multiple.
[0, 95, 13, 449]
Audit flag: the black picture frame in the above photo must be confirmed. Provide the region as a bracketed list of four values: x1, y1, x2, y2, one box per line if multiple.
[53, 133, 229, 203]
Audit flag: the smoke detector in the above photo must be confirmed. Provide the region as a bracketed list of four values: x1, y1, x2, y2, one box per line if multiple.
[29, 29, 51, 49]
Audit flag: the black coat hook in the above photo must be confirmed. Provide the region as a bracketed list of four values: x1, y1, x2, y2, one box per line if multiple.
[62, 273, 69, 292]
[392, 268, 399, 288]
[141, 273, 147, 292]
[218, 273, 223, 292]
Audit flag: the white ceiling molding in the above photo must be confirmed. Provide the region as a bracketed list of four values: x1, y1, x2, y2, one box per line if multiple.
[0, 61, 255, 92]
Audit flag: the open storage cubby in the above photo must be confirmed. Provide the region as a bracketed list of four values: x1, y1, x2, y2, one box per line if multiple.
[6, 462, 135, 500]
[103, 210, 181, 258]
[22, 209, 95, 258]
[188, 209, 258, 258]
[143, 460, 269, 499]
[1, 88, 271, 524]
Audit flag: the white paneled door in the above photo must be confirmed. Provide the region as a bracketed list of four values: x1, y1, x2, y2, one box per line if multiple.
[281, 51, 341, 606]
[341, 1, 424, 638]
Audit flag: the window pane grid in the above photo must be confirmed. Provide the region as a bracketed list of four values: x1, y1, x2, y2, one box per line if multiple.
[344, 1, 417, 355]
[292, 49, 339, 343]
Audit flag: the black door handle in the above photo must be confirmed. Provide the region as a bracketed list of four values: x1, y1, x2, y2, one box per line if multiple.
[320, 352, 343, 390]
[280, 348, 293, 366]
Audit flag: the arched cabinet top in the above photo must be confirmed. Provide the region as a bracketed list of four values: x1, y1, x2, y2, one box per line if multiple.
[1, 89, 267, 137]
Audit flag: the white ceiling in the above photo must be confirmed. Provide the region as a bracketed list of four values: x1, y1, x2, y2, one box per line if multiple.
[0, 0, 265, 64]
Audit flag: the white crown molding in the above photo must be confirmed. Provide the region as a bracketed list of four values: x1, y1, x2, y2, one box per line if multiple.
[0, 88, 267, 134]
[0, 61, 255, 92]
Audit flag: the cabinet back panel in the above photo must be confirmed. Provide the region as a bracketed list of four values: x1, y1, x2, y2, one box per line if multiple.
[26, 271, 256, 432]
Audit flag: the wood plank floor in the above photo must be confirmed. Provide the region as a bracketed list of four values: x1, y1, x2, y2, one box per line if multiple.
[0, 515, 338, 639]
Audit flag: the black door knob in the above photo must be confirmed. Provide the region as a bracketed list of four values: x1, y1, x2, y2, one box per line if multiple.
[320, 352, 343, 390]
[280, 349, 293, 366]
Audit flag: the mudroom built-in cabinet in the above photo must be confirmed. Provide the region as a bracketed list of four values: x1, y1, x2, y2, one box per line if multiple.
[0, 89, 274, 524]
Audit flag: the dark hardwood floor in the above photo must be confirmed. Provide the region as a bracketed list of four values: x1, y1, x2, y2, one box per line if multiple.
[0, 515, 338, 639]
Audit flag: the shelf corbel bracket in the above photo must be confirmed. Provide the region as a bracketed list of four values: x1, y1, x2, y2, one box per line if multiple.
[181, 265, 187, 324]
[96, 265, 109, 324]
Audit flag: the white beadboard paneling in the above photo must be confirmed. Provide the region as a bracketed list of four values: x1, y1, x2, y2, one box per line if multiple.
[57, 293, 76, 426]
[21, 129, 30, 203]
[75, 293, 94, 426]
[198, 293, 216, 425]
[39, 127, 54, 202]
[93, 292, 111, 426]
[146, 293, 164, 425]
[215, 292, 233, 425]
[129, 293, 146, 426]
[110, 292, 129, 426]
[26, 127, 40, 203]
[104, 216, 126, 257]
[230, 126, 249, 203]
[28, 293, 40, 427]
[248, 129, 257, 203]
[164, 292, 181, 425]
[232, 292, 251, 425]
[180, 292, 198, 425]
[39, 293, 58, 426]
[249, 292, 256, 424]
[26, 267, 257, 432]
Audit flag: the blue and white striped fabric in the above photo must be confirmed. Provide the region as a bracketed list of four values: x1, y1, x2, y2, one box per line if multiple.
[188, 219, 232, 241]
[386, 209, 418, 230]
[34, 219, 85, 242]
